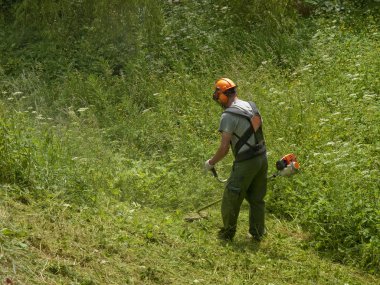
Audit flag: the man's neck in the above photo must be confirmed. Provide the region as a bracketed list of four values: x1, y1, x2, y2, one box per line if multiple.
[225, 96, 238, 108]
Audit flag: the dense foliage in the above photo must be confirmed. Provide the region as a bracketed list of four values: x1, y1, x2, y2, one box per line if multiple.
[1, 0, 379, 281]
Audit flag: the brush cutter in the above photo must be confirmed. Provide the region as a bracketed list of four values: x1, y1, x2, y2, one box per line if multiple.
[184, 153, 300, 222]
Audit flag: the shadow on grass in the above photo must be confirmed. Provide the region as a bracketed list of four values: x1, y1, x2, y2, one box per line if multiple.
[218, 238, 261, 253]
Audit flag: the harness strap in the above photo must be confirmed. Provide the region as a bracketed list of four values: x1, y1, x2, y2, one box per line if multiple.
[233, 117, 254, 156]
[224, 101, 266, 161]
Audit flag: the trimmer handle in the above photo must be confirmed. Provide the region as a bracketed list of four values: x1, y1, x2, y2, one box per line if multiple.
[210, 167, 227, 183]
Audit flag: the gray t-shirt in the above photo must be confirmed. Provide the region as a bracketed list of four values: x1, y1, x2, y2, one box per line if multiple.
[218, 99, 258, 155]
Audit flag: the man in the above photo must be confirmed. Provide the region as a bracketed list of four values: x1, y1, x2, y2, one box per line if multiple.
[204, 78, 268, 241]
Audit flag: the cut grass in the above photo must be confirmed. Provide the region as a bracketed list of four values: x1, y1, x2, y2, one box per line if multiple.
[1, 189, 378, 285]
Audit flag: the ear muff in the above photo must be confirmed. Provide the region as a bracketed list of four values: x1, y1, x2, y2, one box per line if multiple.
[218, 93, 229, 105]
[213, 86, 236, 106]
[213, 89, 229, 106]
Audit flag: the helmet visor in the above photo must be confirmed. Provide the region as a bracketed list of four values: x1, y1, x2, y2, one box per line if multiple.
[212, 89, 220, 101]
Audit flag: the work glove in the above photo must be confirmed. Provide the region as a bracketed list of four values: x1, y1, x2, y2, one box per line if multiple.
[204, 159, 215, 172]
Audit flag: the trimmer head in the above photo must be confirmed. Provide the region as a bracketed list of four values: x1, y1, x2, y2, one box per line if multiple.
[184, 198, 222, 222]
[183, 211, 209, 222]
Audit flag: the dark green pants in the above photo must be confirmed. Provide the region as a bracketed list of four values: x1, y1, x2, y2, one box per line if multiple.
[220, 153, 268, 240]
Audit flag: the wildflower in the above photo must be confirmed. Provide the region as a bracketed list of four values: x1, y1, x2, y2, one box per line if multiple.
[301, 64, 312, 71]
[142, 108, 152, 114]
[363, 94, 376, 101]
[77, 107, 89, 112]
[319, 118, 329, 125]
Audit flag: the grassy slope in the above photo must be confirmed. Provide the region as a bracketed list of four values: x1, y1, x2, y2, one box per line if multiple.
[1, 2, 379, 284]
[1, 190, 378, 285]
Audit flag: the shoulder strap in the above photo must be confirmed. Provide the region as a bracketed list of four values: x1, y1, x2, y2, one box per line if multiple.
[224, 101, 259, 118]
[223, 102, 257, 156]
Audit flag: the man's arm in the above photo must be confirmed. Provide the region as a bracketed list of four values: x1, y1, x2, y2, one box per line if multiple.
[209, 132, 232, 165]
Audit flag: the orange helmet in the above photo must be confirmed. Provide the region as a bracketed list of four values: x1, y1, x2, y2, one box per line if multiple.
[213, 78, 237, 106]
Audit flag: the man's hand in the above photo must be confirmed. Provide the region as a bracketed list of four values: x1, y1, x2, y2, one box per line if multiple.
[204, 159, 215, 172]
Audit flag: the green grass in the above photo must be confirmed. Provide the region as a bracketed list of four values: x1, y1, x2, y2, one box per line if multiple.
[1, 188, 378, 285]
[0, 0, 379, 283]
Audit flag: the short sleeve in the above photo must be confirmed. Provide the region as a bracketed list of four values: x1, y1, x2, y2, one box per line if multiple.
[218, 113, 236, 134]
